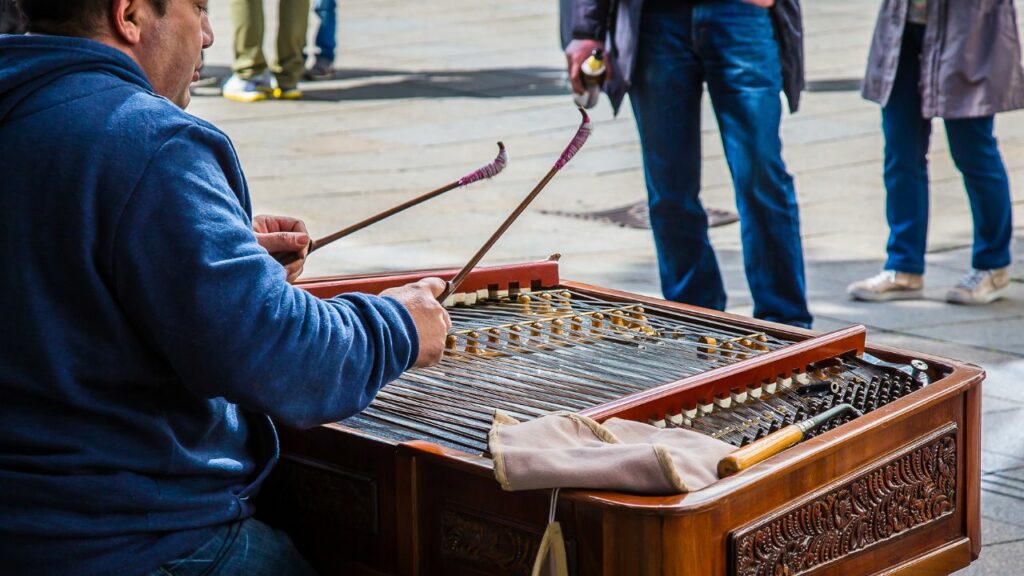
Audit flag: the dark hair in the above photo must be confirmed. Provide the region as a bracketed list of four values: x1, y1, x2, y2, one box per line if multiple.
[1, 0, 28, 34]
[15, 0, 168, 36]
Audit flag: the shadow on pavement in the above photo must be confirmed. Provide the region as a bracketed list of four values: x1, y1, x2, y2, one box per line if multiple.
[194, 65, 569, 101]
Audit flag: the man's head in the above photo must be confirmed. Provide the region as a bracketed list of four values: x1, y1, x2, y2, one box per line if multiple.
[16, 0, 213, 108]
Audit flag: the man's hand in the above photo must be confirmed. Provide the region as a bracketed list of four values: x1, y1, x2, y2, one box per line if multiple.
[381, 278, 452, 368]
[565, 38, 609, 96]
[743, 0, 775, 7]
[254, 215, 310, 282]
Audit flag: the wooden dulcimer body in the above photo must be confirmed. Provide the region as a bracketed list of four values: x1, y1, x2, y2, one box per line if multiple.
[257, 259, 982, 576]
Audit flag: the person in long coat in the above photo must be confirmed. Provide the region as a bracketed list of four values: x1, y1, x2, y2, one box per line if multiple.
[848, 0, 1024, 304]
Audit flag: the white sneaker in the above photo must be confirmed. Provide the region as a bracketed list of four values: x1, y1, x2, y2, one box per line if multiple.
[946, 267, 1010, 305]
[222, 73, 272, 103]
[847, 270, 924, 302]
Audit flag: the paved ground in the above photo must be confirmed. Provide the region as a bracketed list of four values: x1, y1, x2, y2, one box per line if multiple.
[193, 1, 1024, 572]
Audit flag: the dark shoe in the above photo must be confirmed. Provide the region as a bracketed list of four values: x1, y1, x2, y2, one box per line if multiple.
[304, 58, 335, 81]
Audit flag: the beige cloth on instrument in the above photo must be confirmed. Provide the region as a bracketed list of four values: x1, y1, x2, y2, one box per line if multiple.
[489, 410, 734, 494]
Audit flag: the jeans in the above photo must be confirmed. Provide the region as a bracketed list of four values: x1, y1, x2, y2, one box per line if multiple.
[882, 24, 1013, 274]
[314, 0, 338, 63]
[629, 0, 811, 327]
[145, 519, 318, 576]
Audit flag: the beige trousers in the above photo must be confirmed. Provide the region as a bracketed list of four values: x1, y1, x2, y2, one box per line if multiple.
[230, 0, 310, 88]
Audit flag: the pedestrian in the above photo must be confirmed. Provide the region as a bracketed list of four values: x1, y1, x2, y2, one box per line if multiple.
[0, 1, 451, 574]
[847, 0, 1024, 305]
[566, 0, 813, 328]
[305, 0, 337, 80]
[223, 0, 310, 102]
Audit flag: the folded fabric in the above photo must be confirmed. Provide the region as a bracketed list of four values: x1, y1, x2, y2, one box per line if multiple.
[489, 410, 734, 494]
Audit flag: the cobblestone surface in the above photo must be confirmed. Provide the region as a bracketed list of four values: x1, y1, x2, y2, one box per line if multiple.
[191, 1, 1024, 572]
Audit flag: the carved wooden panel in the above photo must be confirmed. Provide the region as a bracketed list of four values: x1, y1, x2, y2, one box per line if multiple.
[264, 456, 379, 534]
[731, 425, 958, 576]
[439, 507, 542, 575]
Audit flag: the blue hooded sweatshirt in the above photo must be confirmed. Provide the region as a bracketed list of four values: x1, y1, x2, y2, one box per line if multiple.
[0, 35, 419, 576]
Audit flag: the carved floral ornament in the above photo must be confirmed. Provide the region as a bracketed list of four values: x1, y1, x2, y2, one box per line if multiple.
[732, 429, 958, 576]
[441, 508, 541, 575]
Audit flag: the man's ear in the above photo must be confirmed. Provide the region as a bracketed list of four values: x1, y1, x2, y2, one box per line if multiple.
[109, 0, 146, 45]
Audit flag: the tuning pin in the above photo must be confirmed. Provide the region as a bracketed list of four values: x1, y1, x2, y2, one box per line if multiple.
[530, 322, 544, 341]
[720, 341, 734, 358]
[610, 310, 627, 327]
[699, 335, 718, 356]
[537, 292, 554, 314]
[517, 294, 532, 314]
[570, 316, 585, 335]
[557, 291, 574, 312]
[628, 306, 647, 328]
[465, 331, 484, 355]
[753, 333, 770, 351]
[551, 318, 566, 338]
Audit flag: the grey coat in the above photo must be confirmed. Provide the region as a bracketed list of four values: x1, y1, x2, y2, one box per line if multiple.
[863, 0, 1024, 118]
[572, 0, 805, 115]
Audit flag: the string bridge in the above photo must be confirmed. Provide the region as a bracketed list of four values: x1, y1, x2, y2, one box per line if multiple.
[442, 289, 772, 359]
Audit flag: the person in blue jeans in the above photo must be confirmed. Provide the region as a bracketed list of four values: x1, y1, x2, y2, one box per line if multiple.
[143, 520, 317, 576]
[848, 0, 1024, 305]
[306, 0, 337, 80]
[567, 0, 812, 328]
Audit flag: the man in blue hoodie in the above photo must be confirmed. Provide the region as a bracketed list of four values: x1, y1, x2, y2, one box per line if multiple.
[0, 1, 451, 575]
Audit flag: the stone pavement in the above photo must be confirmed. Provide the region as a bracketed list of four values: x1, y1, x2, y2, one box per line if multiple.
[193, 0, 1024, 573]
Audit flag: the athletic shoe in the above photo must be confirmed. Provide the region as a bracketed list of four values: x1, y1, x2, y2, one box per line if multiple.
[270, 75, 303, 100]
[847, 270, 924, 302]
[274, 85, 303, 100]
[222, 73, 270, 102]
[304, 58, 335, 81]
[945, 267, 1010, 305]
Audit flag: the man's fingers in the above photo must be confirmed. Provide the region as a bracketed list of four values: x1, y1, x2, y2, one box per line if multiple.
[286, 218, 308, 235]
[284, 260, 304, 282]
[288, 232, 310, 250]
[382, 278, 451, 368]
[257, 232, 309, 254]
[417, 277, 447, 299]
[253, 214, 310, 235]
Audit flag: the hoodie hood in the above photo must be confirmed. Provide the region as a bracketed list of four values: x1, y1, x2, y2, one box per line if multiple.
[0, 34, 152, 126]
